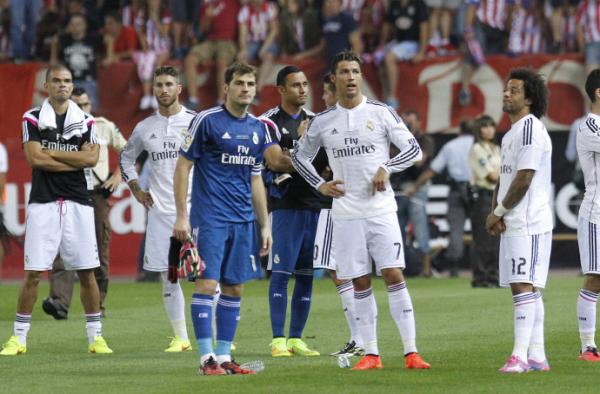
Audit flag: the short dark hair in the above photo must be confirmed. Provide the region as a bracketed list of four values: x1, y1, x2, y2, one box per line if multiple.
[72, 87, 86, 96]
[104, 11, 121, 23]
[45, 64, 72, 81]
[276, 66, 302, 87]
[508, 68, 548, 118]
[323, 72, 335, 92]
[224, 62, 257, 85]
[403, 109, 420, 120]
[459, 117, 476, 135]
[330, 50, 362, 74]
[153, 66, 180, 82]
[585, 69, 600, 103]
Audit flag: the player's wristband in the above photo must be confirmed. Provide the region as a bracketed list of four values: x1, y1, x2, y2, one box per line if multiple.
[493, 202, 508, 217]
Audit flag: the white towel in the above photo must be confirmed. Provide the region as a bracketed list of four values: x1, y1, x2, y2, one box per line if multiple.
[38, 99, 87, 140]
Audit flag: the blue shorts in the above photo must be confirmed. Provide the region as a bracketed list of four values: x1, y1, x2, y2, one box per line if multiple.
[193, 221, 262, 285]
[268, 209, 319, 274]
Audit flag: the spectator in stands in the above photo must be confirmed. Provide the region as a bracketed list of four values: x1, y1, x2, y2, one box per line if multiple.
[132, 0, 172, 110]
[170, 0, 201, 59]
[392, 110, 435, 277]
[459, 0, 514, 106]
[103, 11, 138, 65]
[51, 13, 103, 110]
[121, 0, 142, 27]
[550, 0, 581, 53]
[577, 0, 600, 73]
[9, 0, 43, 61]
[356, 0, 386, 64]
[425, 0, 460, 56]
[508, 0, 548, 55]
[412, 119, 475, 277]
[323, 0, 363, 65]
[237, 0, 280, 100]
[279, 0, 322, 59]
[184, 0, 240, 108]
[380, 0, 429, 109]
[34, 6, 61, 61]
[468, 115, 500, 288]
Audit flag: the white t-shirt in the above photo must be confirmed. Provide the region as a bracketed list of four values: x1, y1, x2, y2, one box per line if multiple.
[0, 142, 7, 173]
[577, 113, 600, 224]
[120, 107, 195, 216]
[497, 114, 553, 236]
[292, 96, 422, 220]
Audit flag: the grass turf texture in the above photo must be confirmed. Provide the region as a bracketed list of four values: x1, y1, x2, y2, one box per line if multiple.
[1, 274, 598, 393]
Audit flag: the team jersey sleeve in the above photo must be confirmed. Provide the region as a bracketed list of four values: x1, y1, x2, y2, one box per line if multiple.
[579, 117, 600, 154]
[119, 123, 144, 182]
[180, 113, 209, 161]
[516, 118, 546, 171]
[291, 118, 325, 190]
[22, 112, 41, 143]
[83, 116, 98, 144]
[382, 110, 422, 173]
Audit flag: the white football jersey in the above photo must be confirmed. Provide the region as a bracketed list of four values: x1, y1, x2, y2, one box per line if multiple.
[120, 107, 195, 215]
[577, 113, 600, 224]
[292, 96, 422, 220]
[498, 114, 553, 236]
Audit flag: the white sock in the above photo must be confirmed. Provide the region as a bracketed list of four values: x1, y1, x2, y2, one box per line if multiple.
[354, 287, 378, 355]
[337, 281, 362, 347]
[14, 313, 31, 345]
[216, 354, 231, 364]
[85, 312, 103, 344]
[160, 272, 189, 341]
[212, 284, 221, 339]
[578, 289, 598, 352]
[511, 292, 536, 361]
[387, 282, 417, 355]
[528, 291, 546, 362]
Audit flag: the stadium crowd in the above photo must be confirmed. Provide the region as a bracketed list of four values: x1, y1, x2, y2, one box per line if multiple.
[1, 0, 599, 109]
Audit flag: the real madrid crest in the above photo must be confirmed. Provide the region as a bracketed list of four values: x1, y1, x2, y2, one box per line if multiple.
[252, 131, 259, 144]
[366, 121, 374, 131]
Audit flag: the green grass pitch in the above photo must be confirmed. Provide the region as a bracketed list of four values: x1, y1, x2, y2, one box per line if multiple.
[1, 274, 599, 393]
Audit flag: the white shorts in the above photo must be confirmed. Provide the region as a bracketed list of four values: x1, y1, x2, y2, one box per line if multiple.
[24, 201, 99, 271]
[499, 232, 552, 288]
[334, 212, 405, 280]
[144, 208, 175, 272]
[577, 217, 600, 275]
[313, 209, 336, 270]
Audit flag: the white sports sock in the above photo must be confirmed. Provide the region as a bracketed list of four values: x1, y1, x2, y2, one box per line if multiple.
[14, 313, 31, 345]
[160, 272, 189, 341]
[387, 282, 417, 355]
[512, 292, 536, 361]
[337, 281, 362, 347]
[577, 289, 599, 352]
[354, 288, 378, 355]
[528, 291, 546, 362]
[85, 312, 103, 344]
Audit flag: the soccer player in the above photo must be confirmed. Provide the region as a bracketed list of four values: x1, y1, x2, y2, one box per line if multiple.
[173, 62, 276, 375]
[292, 51, 430, 371]
[575, 68, 600, 362]
[485, 68, 552, 373]
[261, 66, 323, 357]
[119, 66, 195, 353]
[316, 72, 365, 356]
[42, 87, 127, 320]
[1, 64, 111, 356]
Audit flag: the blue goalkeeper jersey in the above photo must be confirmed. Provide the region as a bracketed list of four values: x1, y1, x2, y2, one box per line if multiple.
[180, 105, 275, 224]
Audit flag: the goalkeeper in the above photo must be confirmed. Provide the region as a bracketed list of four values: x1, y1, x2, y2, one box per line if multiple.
[173, 62, 293, 376]
[119, 66, 196, 353]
